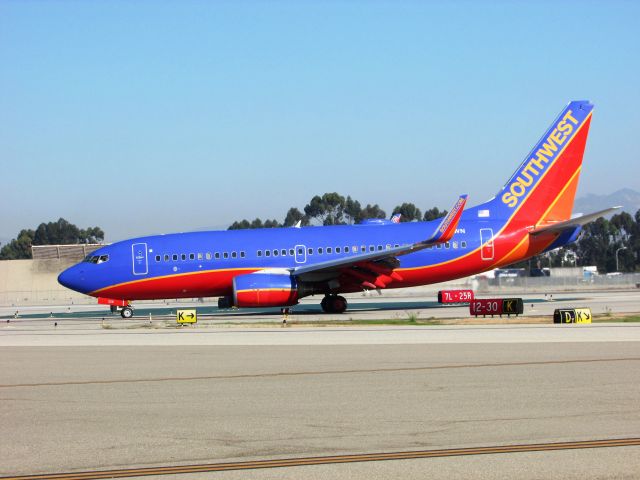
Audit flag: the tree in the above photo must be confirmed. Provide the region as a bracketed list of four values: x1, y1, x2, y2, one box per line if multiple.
[344, 196, 362, 224]
[391, 203, 422, 222]
[360, 204, 386, 221]
[228, 220, 251, 230]
[0, 218, 104, 260]
[283, 208, 308, 227]
[263, 219, 281, 228]
[0, 229, 35, 260]
[304, 192, 347, 225]
[423, 207, 448, 222]
[227, 218, 281, 230]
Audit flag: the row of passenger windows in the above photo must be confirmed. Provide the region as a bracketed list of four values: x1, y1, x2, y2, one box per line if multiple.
[155, 251, 246, 262]
[153, 240, 469, 263]
[257, 244, 398, 257]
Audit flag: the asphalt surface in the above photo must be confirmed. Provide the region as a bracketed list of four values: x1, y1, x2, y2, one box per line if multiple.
[3, 290, 640, 322]
[1, 336, 639, 479]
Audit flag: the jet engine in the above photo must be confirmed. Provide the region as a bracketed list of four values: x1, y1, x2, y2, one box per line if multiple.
[232, 272, 299, 308]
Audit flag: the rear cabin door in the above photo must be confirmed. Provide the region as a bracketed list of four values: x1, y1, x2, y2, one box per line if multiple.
[132, 242, 148, 275]
[480, 229, 494, 261]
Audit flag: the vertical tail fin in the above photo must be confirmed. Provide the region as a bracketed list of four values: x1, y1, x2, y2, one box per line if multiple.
[489, 100, 593, 226]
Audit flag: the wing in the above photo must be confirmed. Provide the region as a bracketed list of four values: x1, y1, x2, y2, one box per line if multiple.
[530, 206, 621, 236]
[290, 195, 468, 289]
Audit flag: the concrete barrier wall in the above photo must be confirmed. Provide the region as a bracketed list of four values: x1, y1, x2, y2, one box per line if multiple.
[0, 259, 90, 306]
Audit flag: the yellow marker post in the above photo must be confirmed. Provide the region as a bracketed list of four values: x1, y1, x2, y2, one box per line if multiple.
[177, 309, 197, 324]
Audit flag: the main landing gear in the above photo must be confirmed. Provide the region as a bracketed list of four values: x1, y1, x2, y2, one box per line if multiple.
[110, 304, 134, 318]
[320, 294, 348, 314]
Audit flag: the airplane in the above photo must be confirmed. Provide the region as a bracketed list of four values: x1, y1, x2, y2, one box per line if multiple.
[58, 100, 619, 318]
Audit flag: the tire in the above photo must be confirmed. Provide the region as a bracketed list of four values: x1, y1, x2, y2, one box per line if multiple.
[121, 307, 134, 319]
[320, 296, 330, 313]
[332, 296, 348, 314]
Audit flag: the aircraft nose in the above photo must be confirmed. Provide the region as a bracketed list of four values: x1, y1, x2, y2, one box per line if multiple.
[58, 265, 87, 293]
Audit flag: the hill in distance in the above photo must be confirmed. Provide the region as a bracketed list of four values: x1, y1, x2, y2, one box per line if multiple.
[573, 188, 640, 216]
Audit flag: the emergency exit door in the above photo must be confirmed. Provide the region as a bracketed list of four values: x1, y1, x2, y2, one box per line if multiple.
[480, 229, 494, 261]
[132, 242, 148, 275]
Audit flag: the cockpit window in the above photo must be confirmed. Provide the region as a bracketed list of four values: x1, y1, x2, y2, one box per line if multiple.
[83, 254, 109, 264]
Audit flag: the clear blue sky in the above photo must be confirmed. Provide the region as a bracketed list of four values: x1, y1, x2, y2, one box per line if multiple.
[1, 1, 639, 242]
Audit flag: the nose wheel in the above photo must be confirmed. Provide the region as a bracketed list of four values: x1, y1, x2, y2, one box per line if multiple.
[120, 306, 134, 319]
[320, 295, 348, 313]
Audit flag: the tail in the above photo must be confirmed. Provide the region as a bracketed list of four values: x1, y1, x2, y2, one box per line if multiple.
[487, 100, 593, 226]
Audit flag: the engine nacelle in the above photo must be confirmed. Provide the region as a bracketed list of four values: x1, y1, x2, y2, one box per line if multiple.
[232, 272, 299, 308]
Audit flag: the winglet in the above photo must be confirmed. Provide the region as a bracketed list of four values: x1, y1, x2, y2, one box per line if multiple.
[427, 194, 468, 244]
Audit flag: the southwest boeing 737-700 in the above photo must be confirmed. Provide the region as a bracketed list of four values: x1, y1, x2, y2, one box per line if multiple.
[58, 100, 619, 317]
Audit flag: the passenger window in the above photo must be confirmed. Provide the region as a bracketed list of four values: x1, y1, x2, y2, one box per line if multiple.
[445, 242, 450, 249]
[369, 246, 375, 252]
[281, 249, 287, 256]
[336, 247, 341, 253]
[386, 244, 391, 250]
[164, 254, 169, 261]
[352, 246, 357, 253]
[298, 248, 304, 255]
[181, 254, 186, 261]
[189, 253, 195, 260]
[437, 244, 442, 249]
[257, 250, 262, 257]
[172, 254, 178, 261]
[361, 246, 366, 252]
[197, 253, 203, 260]
[394, 244, 399, 248]
[308, 248, 313, 255]
[377, 245, 383, 251]
[240, 251, 246, 258]
[215, 252, 220, 259]
[273, 250, 279, 257]
[206, 252, 212, 260]
[223, 252, 229, 259]
[155, 255, 160, 262]
[326, 247, 332, 254]
[265, 250, 271, 257]
[461, 241, 467, 248]
[317, 247, 323, 254]
[232, 252, 237, 258]
[289, 248, 294, 256]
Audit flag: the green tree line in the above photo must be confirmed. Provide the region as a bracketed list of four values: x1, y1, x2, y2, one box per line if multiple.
[512, 210, 640, 273]
[228, 192, 448, 229]
[2, 207, 638, 273]
[0, 218, 104, 260]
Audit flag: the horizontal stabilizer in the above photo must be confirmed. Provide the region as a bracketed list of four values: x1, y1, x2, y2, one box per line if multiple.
[530, 206, 621, 236]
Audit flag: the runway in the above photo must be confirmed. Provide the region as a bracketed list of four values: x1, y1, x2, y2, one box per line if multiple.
[1, 324, 639, 479]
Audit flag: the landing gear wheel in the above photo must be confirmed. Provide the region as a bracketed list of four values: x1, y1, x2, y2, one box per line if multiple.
[320, 295, 348, 313]
[331, 295, 347, 314]
[121, 307, 134, 319]
[320, 296, 329, 313]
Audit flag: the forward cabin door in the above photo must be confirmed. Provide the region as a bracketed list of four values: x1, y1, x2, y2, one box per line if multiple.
[132, 242, 149, 275]
[480, 229, 494, 261]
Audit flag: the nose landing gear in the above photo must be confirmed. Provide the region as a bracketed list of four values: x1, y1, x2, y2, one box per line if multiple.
[320, 295, 348, 313]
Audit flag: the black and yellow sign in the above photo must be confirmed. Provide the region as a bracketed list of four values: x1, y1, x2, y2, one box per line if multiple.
[553, 308, 592, 324]
[177, 309, 197, 324]
[502, 298, 524, 315]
